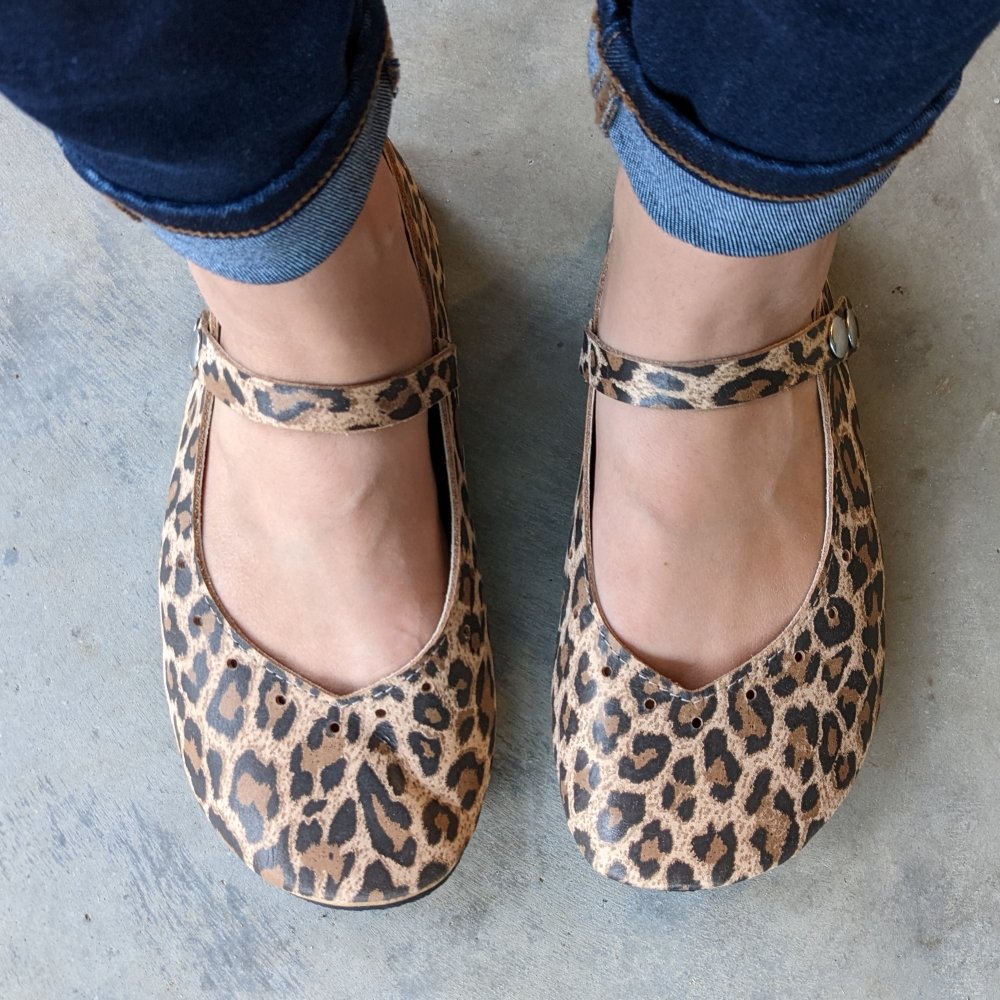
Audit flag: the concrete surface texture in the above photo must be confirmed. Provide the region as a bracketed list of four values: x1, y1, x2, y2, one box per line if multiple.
[1, 4, 999, 998]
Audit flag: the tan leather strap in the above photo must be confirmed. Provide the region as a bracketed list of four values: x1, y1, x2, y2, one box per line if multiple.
[193, 311, 458, 432]
[580, 287, 859, 410]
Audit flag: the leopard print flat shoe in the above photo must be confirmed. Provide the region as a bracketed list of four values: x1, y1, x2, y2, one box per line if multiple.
[553, 282, 885, 890]
[159, 142, 495, 908]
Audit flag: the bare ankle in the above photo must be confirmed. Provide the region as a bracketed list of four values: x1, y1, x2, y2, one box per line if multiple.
[601, 168, 837, 361]
[188, 154, 431, 384]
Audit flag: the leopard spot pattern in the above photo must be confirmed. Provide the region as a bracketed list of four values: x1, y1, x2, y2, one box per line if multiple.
[554, 317, 885, 890]
[161, 141, 495, 908]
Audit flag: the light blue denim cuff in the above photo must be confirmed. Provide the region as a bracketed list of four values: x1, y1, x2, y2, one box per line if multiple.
[147, 62, 395, 284]
[589, 31, 893, 257]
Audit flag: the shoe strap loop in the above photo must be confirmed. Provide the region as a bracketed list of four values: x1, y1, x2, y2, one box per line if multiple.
[193, 311, 458, 432]
[580, 287, 859, 410]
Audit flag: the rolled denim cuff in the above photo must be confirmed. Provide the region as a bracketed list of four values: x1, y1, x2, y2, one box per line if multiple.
[591, 28, 892, 256]
[594, 0, 959, 201]
[148, 62, 393, 284]
[60, 15, 396, 284]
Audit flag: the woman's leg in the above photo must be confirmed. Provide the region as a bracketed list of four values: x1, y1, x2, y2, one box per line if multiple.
[189, 166, 446, 697]
[588, 0, 1000, 690]
[0, 1, 444, 694]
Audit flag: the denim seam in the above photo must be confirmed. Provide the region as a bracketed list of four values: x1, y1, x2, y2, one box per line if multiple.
[591, 10, 925, 204]
[108, 31, 397, 240]
[592, 26, 625, 134]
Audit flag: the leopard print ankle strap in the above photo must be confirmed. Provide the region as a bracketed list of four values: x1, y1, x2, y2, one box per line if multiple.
[192, 311, 459, 433]
[579, 289, 859, 410]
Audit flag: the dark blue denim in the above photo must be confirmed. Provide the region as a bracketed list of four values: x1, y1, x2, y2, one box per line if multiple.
[2, 1, 998, 274]
[590, 29, 895, 257]
[0, 0, 387, 234]
[601, 0, 1000, 198]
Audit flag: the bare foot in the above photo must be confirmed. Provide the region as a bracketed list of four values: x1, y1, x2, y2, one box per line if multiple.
[191, 154, 447, 695]
[591, 169, 833, 691]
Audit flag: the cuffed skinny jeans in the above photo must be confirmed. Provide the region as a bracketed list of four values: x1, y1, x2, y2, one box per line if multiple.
[2, 1, 998, 283]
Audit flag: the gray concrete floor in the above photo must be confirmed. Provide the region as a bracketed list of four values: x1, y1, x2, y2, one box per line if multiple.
[2, 5, 999, 998]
